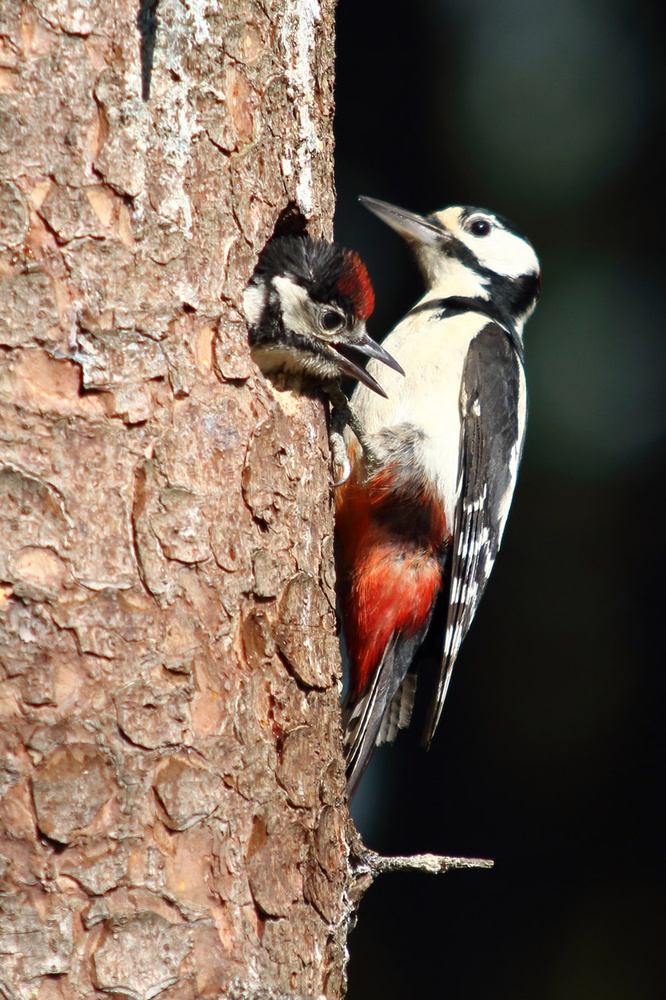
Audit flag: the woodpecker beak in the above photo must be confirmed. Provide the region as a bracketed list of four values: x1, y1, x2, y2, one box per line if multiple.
[360, 196, 444, 248]
[346, 329, 405, 375]
[331, 328, 404, 398]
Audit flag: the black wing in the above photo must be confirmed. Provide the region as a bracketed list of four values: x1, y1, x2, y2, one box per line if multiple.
[422, 324, 526, 746]
[344, 627, 431, 800]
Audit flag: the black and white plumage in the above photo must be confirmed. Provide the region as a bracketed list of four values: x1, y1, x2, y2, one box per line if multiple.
[336, 197, 541, 796]
[244, 235, 404, 484]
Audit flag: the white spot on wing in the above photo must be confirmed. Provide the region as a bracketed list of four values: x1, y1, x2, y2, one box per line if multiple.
[496, 360, 528, 538]
[458, 526, 490, 556]
[464, 484, 487, 513]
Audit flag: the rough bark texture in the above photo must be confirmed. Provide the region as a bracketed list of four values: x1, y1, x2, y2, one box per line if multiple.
[0, 2, 349, 998]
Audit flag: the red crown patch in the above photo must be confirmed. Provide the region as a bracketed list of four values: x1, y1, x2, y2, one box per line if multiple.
[337, 251, 375, 321]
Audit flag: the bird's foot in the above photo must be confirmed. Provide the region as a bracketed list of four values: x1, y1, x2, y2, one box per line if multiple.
[328, 392, 379, 485]
[329, 426, 352, 487]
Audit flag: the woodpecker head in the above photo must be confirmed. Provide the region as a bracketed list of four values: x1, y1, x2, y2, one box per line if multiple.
[360, 197, 541, 335]
[245, 235, 404, 397]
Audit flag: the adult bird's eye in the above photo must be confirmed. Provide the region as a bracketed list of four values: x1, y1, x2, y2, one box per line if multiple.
[320, 309, 345, 332]
[469, 218, 492, 237]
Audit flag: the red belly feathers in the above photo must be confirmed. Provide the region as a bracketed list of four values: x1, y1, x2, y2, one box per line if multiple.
[336, 460, 448, 697]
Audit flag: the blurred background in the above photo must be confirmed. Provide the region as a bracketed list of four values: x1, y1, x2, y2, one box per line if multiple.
[334, 1, 666, 997]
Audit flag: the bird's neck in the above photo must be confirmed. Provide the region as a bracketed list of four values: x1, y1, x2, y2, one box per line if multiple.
[422, 255, 490, 302]
[408, 290, 525, 348]
[414, 254, 536, 344]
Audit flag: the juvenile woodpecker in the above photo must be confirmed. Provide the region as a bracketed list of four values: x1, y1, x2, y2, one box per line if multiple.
[337, 197, 541, 798]
[244, 235, 404, 483]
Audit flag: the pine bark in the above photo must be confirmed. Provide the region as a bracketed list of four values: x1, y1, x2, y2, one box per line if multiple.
[0, 2, 349, 997]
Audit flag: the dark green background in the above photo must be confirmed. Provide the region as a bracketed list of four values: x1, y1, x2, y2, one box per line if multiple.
[334, 1, 666, 996]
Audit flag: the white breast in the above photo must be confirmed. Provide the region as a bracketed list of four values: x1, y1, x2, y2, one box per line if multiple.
[350, 306, 486, 528]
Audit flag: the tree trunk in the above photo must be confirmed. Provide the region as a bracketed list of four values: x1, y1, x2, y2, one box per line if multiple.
[0, 2, 349, 997]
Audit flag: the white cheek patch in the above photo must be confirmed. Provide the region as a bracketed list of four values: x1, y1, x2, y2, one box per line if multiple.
[243, 283, 267, 326]
[272, 274, 317, 337]
[434, 207, 539, 281]
[470, 227, 539, 280]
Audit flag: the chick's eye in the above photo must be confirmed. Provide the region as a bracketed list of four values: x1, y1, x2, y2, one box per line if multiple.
[469, 218, 492, 237]
[320, 309, 345, 332]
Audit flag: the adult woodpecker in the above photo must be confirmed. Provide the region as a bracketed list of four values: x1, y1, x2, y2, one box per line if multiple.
[244, 235, 404, 484]
[337, 197, 541, 798]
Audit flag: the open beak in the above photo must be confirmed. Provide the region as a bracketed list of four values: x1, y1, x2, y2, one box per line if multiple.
[331, 328, 404, 398]
[359, 195, 444, 248]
